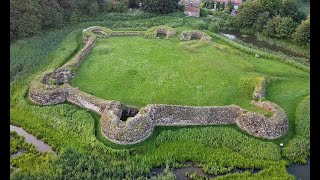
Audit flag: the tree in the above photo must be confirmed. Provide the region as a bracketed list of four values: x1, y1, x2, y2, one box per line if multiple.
[263, 16, 296, 38]
[216, 2, 221, 9]
[280, 0, 307, 23]
[141, 0, 179, 14]
[258, 0, 282, 16]
[221, 2, 225, 9]
[253, 11, 270, 31]
[236, 0, 264, 29]
[293, 16, 310, 45]
[226, 1, 234, 10]
[39, 0, 64, 29]
[10, 0, 43, 38]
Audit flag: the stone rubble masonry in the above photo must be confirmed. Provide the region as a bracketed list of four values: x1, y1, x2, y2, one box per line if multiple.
[236, 101, 288, 139]
[253, 77, 266, 99]
[181, 30, 212, 41]
[28, 26, 288, 145]
[144, 26, 176, 39]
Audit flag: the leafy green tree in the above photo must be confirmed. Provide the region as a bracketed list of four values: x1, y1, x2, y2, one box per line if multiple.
[10, 0, 43, 38]
[216, 2, 221, 9]
[112, 0, 129, 12]
[221, 2, 225, 9]
[253, 11, 270, 31]
[141, 0, 179, 14]
[258, 0, 282, 16]
[236, 0, 264, 29]
[39, 0, 64, 29]
[226, 0, 234, 10]
[280, 0, 307, 23]
[263, 16, 296, 38]
[293, 16, 310, 45]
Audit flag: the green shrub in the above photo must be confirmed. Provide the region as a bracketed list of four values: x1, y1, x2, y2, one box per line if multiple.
[292, 16, 310, 46]
[190, 20, 208, 30]
[141, 0, 179, 14]
[263, 16, 296, 39]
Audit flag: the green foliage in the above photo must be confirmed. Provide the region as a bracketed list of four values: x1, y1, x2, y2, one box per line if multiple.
[280, 0, 307, 23]
[10, 131, 37, 155]
[190, 20, 208, 30]
[282, 96, 310, 163]
[226, 0, 234, 11]
[292, 16, 310, 45]
[39, 0, 64, 29]
[253, 11, 271, 32]
[263, 16, 296, 39]
[10, 0, 43, 38]
[258, 0, 282, 16]
[221, 2, 226, 9]
[237, 0, 265, 29]
[206, 31, 309, 72]
[141, 0, 179, 14]
[200, 8, 211, 17]
[216, 2, 221, 9]
[111, 0, 129, 13]
[10, 132, 56, 178]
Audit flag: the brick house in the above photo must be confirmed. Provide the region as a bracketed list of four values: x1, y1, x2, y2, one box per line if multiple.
[181, 0, 243, 17]
[181, 0, 202, 17]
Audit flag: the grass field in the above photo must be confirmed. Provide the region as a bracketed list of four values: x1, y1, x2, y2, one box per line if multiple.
[71, 36, 309, 113]
[10, 16, 310, 179]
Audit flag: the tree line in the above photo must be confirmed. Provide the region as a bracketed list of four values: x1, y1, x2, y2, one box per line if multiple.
[10, 0, 131, 40]
[236, 0, 309, 46]
[10, 0, 181, 41]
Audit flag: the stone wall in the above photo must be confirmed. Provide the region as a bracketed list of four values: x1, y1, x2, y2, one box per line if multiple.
[181, 30, 212, 41]
[236, 101, 288, 139]
[28, 26, 289, 145]
[253, 77, 266, 99]
[145, 26, 176, 39]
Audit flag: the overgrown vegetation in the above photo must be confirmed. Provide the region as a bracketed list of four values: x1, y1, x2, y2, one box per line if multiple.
[10, 8, 309, 180]
[236, 0, 309, 46]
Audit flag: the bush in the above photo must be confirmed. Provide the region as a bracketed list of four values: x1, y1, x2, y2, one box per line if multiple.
[263, 16, 296, 39]
[236, 0, 265, 29]
[216, 2, 221, 9]
[293, 16, 310, 46]
[221, 2, 226, 9]
[200, 8, 213, 17]
[253, 11, 271, 31]
[280, 0, 307, 23]
[208, 21, 221, 32]
[141, 0, 179, 14]
[258, 0, 282, 16]
[190, 20, 208, 30]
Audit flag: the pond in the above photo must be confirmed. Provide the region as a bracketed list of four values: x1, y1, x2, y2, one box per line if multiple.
[150, 162, 261, 179]
[220, 30, 308, 59]
[150, 159, 310, 179]
[287, 158, 310, 180]
[10, 125, 57, 156]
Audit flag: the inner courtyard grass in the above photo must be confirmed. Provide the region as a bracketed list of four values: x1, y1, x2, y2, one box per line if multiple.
[71, 36, 309, 113]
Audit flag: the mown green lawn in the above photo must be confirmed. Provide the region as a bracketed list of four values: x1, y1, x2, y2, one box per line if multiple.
[71, 36, 309, 113]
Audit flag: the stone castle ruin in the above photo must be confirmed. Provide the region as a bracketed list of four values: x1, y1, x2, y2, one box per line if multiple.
[28, 26, 288, 145]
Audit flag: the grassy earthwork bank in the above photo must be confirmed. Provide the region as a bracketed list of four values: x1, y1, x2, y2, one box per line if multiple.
[10, 13, 309, 179]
